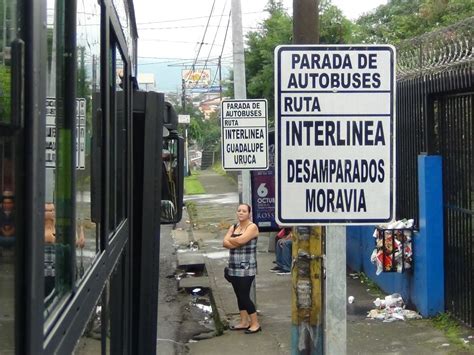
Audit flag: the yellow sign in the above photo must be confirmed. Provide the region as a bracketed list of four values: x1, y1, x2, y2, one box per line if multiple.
[182, 69, 211, 88]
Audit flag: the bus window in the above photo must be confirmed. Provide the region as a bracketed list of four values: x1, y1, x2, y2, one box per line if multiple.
[161, 135, 184, 224]
[0, 0, 17, 352]
[108, 45, 128, 234]
[0, 142, 16, 353]
[44, 0, 75, 311]
[75, 0, 101, 280]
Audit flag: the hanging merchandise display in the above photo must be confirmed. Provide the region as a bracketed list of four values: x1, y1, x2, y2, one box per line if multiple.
[370, 219, 415, 274]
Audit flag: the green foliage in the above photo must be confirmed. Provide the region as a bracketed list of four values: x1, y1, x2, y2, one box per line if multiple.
[431, 313, 471, 349]
[183, 110, 220, 151]
[171, 96, 220, 151]
[319, 0, 355, 44]
[212, 163, 226, 177]
[212, 162, 238, 185]
[222, 0, 472, 130]
[184, 173, 206, 195]
[356, 272, 384, 297]
[244, 1, 292, 125]
[199, 111, 221, 149]
[234, 0, 354, 127]
[354, 0, 474, 44]
[0, 65, 11, 123]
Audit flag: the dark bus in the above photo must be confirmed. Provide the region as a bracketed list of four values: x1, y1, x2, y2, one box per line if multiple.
[0, 1, 183, 353]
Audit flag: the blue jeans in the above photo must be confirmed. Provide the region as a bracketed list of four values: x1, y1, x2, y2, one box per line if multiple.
[276, 239, 292, 272]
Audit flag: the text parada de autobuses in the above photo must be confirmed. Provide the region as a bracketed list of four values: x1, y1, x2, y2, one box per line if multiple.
[224, 102, 263, 118]
[287, 53, 382, 90]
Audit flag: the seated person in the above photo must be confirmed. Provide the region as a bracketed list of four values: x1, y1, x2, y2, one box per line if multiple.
[270, 227, 292, 275]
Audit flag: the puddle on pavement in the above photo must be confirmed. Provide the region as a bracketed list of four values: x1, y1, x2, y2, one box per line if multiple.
[186, 288, 217, 338]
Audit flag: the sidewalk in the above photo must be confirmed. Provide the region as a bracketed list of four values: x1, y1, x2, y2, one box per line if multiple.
[173, 169, 472, 355]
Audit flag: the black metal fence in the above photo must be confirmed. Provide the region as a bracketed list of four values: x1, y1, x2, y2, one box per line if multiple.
[435, 91, 473, 327]
[396, 17, 473, 326]
[395, 79, 425, 222]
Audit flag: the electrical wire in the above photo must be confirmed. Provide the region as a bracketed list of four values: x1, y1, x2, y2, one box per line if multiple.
[139, 24, 259, 31]
[190, 0, 216, 72]
[210, 10, 231, 87]
[190, 1, 228, 90]
[136, 11, 262, 25]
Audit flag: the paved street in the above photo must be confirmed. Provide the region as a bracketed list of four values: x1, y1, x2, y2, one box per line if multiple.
[158, 169, 474, 355]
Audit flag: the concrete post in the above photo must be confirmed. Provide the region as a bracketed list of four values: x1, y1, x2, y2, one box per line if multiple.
[414, 154, 444, 315]
[325, 226, 347, 355]
[231, 0, 251, 206]
[231, 0, 256, 306]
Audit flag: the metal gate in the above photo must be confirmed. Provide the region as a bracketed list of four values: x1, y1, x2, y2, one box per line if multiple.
[396, 17, 474, 326]
[434, 92, 473, 327]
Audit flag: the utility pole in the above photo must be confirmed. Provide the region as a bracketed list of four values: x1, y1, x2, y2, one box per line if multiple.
[290, 1, 326, 355]
[231, 0, 250, 206]
[231, 0, 257, 307]
[291, 1, 347, 354]
[293, 0, 319, 44]
[181, 78, 189, 176]
[218, 55, 222, 101]
[181, 78, 186, 112]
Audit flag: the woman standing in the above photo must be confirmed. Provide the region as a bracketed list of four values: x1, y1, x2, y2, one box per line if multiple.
[223, 203, 261, 334]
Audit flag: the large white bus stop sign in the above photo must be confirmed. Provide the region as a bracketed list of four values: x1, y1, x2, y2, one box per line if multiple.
[221, 99, 268, 170]
[275, 45, 396, 225]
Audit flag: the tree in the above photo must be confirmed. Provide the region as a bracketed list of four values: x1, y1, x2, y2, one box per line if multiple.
[229, 0, 353, 127]
[319, 0, 354, 44]
[243, 0, 292, 125]
[167, 94, 220, 151]
[198, 111, 221, 150]
[354, 0, 474, 44]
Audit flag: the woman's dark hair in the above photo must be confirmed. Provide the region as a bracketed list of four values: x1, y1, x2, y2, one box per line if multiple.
[238, 203, 251, 213]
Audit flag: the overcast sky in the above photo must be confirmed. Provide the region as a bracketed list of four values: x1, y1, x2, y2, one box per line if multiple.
[133, 0, 388, 92]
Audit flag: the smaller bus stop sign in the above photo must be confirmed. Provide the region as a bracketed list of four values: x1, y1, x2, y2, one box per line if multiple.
[221, 99, 268, 170]
[275, 45, 396, 225]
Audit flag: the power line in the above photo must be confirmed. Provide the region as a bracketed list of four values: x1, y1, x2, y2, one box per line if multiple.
[210, 10, 231, 87]
[190, 0, 216, 72]
[140, 38, 218, 45]
[136, 11, 262, 25]
[146, 56, 233, 67]
[190, 1, 228, 90]
[138, 25, 259, 31]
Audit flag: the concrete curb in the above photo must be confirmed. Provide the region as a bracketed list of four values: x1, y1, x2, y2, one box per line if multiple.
[203, 256, 230, 331]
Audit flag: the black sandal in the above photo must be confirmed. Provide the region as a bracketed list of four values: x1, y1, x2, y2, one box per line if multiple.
[245, 326, 262, 334]
[229, 325, 249, 331]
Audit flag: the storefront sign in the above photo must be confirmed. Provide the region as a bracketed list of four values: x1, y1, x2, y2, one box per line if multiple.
[251, 131, 278, 231]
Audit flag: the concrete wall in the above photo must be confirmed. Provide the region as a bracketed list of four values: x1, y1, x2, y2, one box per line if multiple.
[346, 155, 444, 317]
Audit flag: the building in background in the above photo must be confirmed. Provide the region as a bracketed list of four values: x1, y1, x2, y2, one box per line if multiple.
[198, 95, 222, 119]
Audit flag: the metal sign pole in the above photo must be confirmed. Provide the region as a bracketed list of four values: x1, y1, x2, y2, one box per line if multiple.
[325, 226, 347, 354]
[231, 0, 256, 307]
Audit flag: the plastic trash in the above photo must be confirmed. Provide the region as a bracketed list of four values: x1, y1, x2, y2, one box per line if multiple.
[348, 296, 355, 304]
[371, 219, 414, 273]
[368, 293, 421, 321]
